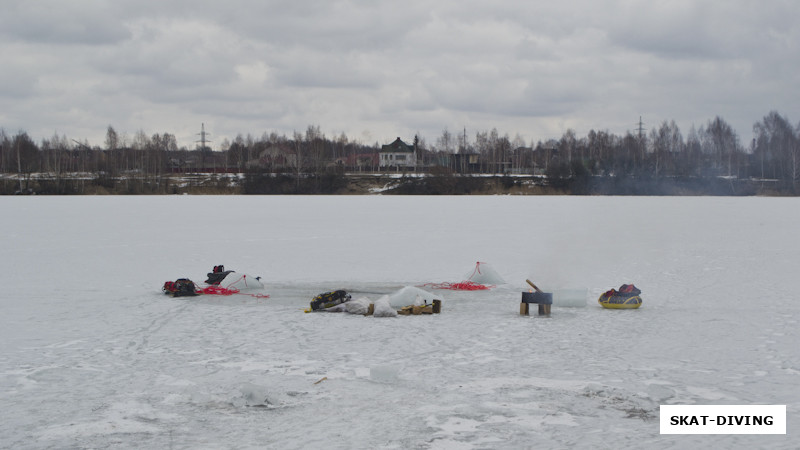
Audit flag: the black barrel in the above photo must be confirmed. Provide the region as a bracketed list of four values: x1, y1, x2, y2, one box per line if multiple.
[521, 291, 552, 305]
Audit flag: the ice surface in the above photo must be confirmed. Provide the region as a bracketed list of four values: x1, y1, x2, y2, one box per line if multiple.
[1, 195, 798, 449]
[550, 288, 588, 307]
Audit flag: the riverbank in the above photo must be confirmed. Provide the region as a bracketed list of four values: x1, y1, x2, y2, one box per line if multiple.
[1, 172, 794, 196]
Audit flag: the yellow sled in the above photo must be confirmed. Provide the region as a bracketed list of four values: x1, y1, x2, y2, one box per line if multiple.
[598, 284, 642, 309]
[598, 294, 642, 309]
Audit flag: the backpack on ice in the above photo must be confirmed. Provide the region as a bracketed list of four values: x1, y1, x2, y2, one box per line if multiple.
[163, 278, 198, 297]
[598, 283, 642, 309]
[309, 290, 351, 311]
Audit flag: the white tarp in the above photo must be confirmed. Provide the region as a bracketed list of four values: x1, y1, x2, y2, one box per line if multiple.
[464, 261, 506, 285]
[387, 286, 442, 308]
[219, 272, 265, 291]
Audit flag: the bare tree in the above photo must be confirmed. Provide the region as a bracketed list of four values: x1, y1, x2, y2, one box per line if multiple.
[228, 134, 247, 172]
[292, 130, 304, 191]
[305, 124, 325, 173]
[334, 132, 348, 169]
[794, 120, 800, 188]
[492, 130, 511, 174]
[560, 129, 577, 164]
[105, 126, 118, 151]
[620, 132, 640, 175]
[436, 128, 453, 153]
[42, 132, 70, 193]
[702, 116, 740, 177]
[754, 111, 798, 185]
[13, 131, 39, 192]
[0, 129, 8, 173]
[649, 120, 683, 177]
[680, 126, 703, 177]
[474, 130, 489, 173]
[649, 126, 665, 177]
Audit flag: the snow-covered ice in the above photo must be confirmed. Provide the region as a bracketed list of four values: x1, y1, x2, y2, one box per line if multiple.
[1, 195, 798, 449]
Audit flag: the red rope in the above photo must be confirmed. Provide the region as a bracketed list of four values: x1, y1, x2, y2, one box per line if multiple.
[423, 262, 495, 291]
[200, 285, 239, 295]
[471, 261, 484, 277]
[423, 281, 493, 291]
[199, 285, 270, 298]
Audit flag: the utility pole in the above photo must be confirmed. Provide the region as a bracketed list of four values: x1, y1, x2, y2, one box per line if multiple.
[196, 123, 213, 172]
[636, 116, 646, 169]
[16, 139, 23, 194]
[196, 123, 212, 150]
[636, 116, 645, 141]
[462, 126, 467, 173]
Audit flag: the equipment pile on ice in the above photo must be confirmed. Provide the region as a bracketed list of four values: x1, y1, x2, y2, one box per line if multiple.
[163, 265, 268, 298]
[306, 285, 443, 317]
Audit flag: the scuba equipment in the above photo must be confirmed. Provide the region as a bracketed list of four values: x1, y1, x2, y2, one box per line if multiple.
[205, 264, 233, 285]
[163, 278, 198, 297]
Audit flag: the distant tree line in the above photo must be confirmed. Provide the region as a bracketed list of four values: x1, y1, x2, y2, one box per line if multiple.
[1, 111, 798, 194]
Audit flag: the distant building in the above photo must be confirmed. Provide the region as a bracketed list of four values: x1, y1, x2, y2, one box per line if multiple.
[453, 153, 480, 173]
[379, 137, 416, 169]
[341, 152, 379, 170]
[248, 146, 297, 170]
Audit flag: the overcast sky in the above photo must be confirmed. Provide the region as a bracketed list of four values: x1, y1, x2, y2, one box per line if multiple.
[2, 0, 798, 149]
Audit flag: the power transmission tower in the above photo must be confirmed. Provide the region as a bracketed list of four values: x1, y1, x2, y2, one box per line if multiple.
[635, 116, 647, 169]
[196, 123, 212, 150]
[636, 116, 645, 141]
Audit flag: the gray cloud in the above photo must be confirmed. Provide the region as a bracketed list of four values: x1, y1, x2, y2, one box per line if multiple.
[0, 1, 130, 45]
[2, 0, 798, 148]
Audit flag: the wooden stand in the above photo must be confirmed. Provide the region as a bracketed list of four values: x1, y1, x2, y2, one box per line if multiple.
[520, 289, 552, 317]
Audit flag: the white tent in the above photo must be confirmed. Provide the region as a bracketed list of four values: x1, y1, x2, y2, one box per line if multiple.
[218, 272, 265, 291]
[464, 261, 506, 285]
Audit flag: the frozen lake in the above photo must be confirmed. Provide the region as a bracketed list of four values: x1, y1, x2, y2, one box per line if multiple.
[1, 195, 797, 449]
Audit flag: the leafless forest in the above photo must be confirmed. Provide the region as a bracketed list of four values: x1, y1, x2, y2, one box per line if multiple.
[2, 111, 798, 195]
